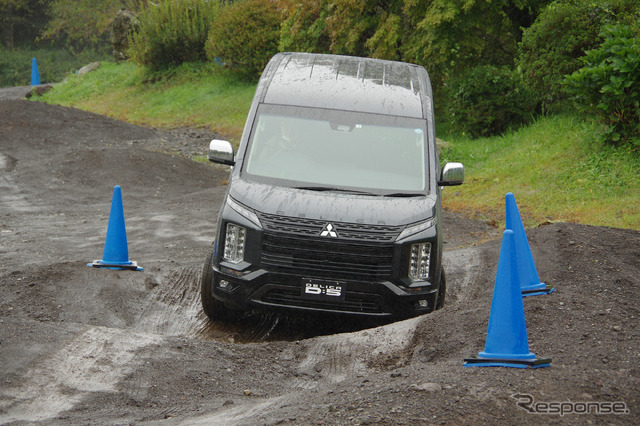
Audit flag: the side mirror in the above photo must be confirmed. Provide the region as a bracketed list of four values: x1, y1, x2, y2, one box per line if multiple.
[208, 139, 234, 166]
[438, 162, 464, 186]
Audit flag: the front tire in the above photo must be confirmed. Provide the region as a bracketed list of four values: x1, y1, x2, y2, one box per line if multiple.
[200, 248, 241, 322]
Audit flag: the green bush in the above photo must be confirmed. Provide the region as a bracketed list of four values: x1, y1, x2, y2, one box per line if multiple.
[564, 24, 640, 147]
[129, 0, 221, 70]
[518, 0, 639, 110]
[205, 0, 282, 81]
[447, 65, 537, 138]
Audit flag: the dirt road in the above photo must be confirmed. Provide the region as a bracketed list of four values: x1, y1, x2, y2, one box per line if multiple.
[1, 95, 638, 424]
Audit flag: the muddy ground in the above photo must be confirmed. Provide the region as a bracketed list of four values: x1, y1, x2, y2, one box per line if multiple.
[0, 91, 638, 425]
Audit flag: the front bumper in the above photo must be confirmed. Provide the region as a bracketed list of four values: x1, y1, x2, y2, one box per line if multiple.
[209, 265, 439, 318]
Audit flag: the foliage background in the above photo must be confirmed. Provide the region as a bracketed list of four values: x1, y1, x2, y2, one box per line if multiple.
[128, 0, 220, 70]
[2, 0, 638, 144]
[517, 0, 639, 110]
[205, 0, 281, 81]
[563, 24, 640, 146]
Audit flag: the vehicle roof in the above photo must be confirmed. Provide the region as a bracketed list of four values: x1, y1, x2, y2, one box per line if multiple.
[260, 53, 431, 119]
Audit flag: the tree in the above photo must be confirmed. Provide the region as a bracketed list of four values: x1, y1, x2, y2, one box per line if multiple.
[402, 0, 540, 83]
[324, 0, 403, 58]
[279, 0, 332, 53]
[0, 0, 48, 49]
[40, 0, 146, 49]
[278, 0, 551, 90]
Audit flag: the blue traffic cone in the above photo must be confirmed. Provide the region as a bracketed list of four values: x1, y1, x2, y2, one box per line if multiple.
[464, 230, 551, 368]
[505, 192, 554, 296]
[88, 185, 142, 271]
[31, 58, 40, 86]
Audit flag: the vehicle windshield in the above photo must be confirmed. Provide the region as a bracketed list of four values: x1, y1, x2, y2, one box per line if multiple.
[243, 105, 428, 194]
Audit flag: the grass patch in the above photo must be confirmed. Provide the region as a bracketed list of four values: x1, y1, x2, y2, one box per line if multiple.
[440, 114, 640, 230]
[38, 61, 255, 144]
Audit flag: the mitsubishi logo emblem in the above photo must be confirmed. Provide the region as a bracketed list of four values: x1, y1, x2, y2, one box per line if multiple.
[320, 223, 338, 238]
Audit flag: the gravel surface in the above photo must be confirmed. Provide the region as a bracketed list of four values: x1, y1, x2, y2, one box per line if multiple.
[0, 93, 638, 424]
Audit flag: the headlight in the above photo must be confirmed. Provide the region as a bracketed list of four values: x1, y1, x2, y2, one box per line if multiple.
[397, 218, 435, 241]
[409, 242, 431, 280]
[223, 223, 246, 264]
[227, 197, 261, 227]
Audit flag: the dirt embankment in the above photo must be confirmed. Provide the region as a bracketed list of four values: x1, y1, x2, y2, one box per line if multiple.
[0, 96, 638, 425]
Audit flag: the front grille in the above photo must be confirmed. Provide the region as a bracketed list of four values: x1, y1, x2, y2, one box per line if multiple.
[261, 288, 384, 314]
[258, 213, 399, 281]
[261, 233, 394, 281]
[259, 212, 403, 242]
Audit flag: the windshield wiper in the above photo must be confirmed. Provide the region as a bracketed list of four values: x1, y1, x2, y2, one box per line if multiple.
[294, 186, 377, 195]
[383, 192, 425, 197]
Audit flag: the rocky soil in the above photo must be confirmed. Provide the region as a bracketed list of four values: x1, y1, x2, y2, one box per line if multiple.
[0, 93, 638, 425]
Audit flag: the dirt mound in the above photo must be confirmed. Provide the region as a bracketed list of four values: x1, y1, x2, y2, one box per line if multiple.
[0, 100, 157, 147]
[0, 97, 638, 424]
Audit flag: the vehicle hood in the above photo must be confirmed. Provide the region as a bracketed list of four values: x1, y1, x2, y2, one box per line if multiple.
[229, 178, 437, 226]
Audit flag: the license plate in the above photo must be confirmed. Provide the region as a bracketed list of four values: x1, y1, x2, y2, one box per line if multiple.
[301, 278, 345, 301]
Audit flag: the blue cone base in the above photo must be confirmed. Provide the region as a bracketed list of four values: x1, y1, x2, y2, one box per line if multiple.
[522, 284, 555, 297]
[88, 260, 143, 271]
[464, 357, 551, 369]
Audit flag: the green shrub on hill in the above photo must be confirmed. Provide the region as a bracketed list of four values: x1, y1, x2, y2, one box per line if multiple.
[129, 0, 220, 70]
[518, 0, 639, 110]
[564, 24, 640, 147]
[205, 0, 281, 81]
[447, 65, 536, 138]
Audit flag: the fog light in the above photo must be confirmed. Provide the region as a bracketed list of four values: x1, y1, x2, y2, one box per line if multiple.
[217, 279, 238, 293]
[417, 299, 428, 308]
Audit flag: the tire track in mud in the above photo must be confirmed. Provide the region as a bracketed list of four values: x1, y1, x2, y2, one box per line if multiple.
[133, 266, 207, 337]
[185, 396, 288, 425]
[292, 316, 422, 389]
[130, 266, 292, 343]
[131, 266, 293, 343]
[279, 247, 485, 391]
[223, 311, 284, 343]
[442, 247, 485, 303]
[295, 339, 367, 387]
[188, 317, 426, 424]
[0, 152, 53, 215]
[0, 246, 488, 424]
[0, 153, 16, 172]
[188, 249, 483, 423]
[0, 247, 483, 423]
[0, 326, 161, 423]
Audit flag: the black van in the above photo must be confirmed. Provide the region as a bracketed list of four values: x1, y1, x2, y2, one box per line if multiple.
[201, 52, 464, 321]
